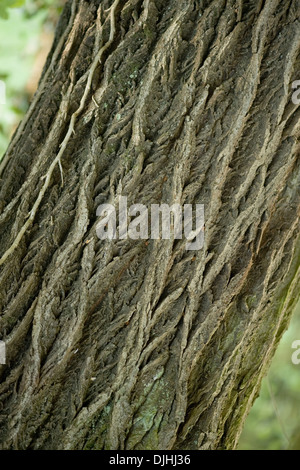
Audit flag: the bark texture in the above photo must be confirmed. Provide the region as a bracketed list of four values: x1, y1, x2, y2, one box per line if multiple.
[0, 0, 300, 450]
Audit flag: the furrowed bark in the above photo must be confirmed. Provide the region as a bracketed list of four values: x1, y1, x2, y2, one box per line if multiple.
[0, 0, 299, 450]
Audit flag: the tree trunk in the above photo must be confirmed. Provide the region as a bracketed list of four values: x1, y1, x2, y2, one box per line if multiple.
[0, 0, 299, 450]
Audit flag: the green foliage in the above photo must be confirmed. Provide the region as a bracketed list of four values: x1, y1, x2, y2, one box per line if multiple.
[239, 301, 300, 450]
[0, 0, 25, 20]
[22, 0, 64, 18]
[0, 4, 47, 157]
[0, 0, 62, 19]
[0, 1, 63, 158]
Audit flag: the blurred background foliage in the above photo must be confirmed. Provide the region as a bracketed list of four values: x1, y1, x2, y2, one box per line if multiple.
[239, 301, 300, 450]
[0, 0, 64, 157]
[0, 0, 300, 451]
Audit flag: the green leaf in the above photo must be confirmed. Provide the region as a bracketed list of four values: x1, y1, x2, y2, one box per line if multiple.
[0, 0, 25, 19]
[11, 1, 26, 6]
[0, 8, 9, 19]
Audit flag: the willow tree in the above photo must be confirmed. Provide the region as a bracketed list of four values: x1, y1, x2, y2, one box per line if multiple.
[0, 0, 299, 450]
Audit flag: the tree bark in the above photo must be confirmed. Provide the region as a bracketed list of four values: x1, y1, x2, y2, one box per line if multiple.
[0, 0, 299, 450]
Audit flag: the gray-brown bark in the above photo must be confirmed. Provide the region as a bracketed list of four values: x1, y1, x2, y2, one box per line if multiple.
[0, 0, 299, 450]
